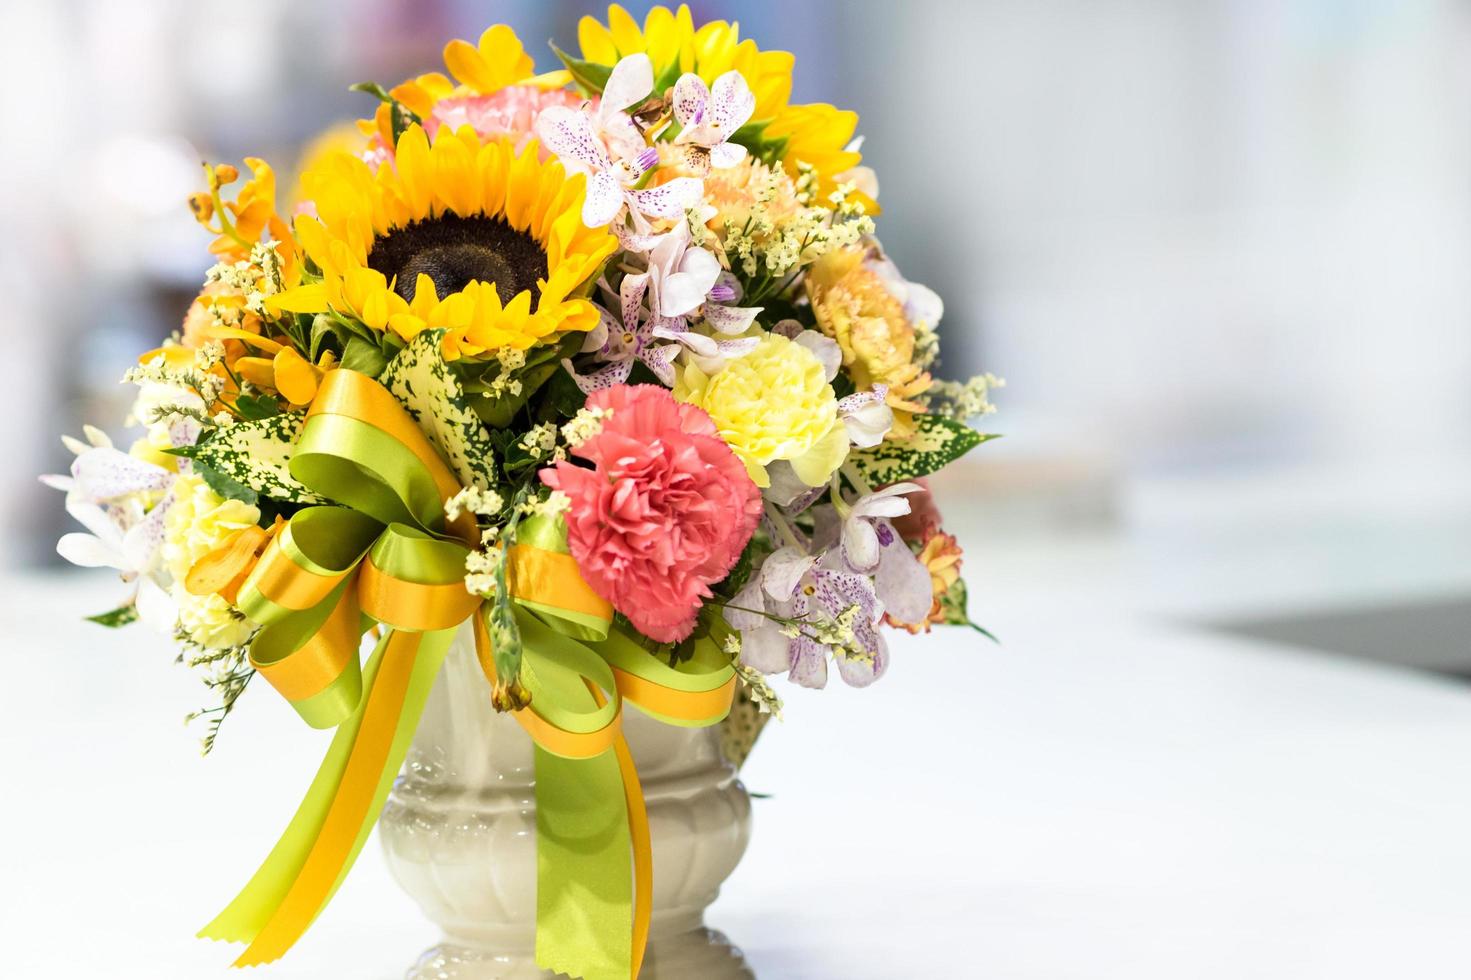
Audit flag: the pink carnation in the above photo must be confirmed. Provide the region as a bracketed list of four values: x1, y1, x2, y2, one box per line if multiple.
[364, 86, 585, 165]
[541, 385, 762, 643]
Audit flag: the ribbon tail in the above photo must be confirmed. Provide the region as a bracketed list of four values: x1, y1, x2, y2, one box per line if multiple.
[534, 744, 633, 980]
[201, 626, 454, 966]
[605, 700, 651, 979]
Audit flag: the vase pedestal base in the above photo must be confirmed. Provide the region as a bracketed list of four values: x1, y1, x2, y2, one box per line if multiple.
[406, 924, 754, 979]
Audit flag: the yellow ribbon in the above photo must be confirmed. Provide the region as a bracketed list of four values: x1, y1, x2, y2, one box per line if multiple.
[200, 368, 736, 980]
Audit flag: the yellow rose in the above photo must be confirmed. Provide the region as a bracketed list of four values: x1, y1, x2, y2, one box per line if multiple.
[163, 473, 261, 649]
[806, 247, 932, 438]
[675, 332, 849, 489]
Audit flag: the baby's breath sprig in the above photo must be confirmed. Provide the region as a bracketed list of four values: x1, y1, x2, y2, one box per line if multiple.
[725, 634, 784, 720]
[176, 633, 256, 756]
[921, 373, 1005, 422]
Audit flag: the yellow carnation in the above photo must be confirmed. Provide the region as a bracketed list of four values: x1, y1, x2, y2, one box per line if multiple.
[674, 332, 848, 489]
[163, 473, 261, 648]
[806, 247, 932, 438]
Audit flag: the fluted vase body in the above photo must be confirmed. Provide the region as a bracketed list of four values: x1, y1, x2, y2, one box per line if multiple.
[380, 626, 755, 978]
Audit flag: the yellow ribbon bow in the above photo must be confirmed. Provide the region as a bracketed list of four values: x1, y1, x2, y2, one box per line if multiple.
[198, 368, 736, 980]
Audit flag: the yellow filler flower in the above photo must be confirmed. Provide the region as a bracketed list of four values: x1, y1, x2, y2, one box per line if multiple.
[270, 124, 618, 359]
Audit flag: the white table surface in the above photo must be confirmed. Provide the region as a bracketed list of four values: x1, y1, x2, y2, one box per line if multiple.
[3, 566, 1471, 979]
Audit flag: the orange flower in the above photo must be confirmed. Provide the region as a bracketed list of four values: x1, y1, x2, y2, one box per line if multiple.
[806, 247, 933, 437]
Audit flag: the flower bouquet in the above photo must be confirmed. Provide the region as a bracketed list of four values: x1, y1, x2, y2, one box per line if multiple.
[47, 6, 1000, 978]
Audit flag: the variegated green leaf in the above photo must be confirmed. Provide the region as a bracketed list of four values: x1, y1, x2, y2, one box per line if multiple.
[849, 414, 996, 485]
[193, 412, 326, 504]
[381, 329, 496, 488]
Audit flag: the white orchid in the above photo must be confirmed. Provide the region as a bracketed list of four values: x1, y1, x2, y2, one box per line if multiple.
[42, 427, 179, 632]
[671, 70, 756, 172]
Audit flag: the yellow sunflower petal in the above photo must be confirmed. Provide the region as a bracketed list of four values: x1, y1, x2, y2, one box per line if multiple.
[267, 282, 328, 314]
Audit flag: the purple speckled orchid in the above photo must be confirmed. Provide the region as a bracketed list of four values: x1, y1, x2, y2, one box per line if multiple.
[641, 227, 762, 370]
[671, 70, 755, 171]
[813, 485, 934, 625]
[726, 482, 935, 688]
[41, 428, 180, 631]
[726, 545, 890, 688]
[564, 272, 681, 392]
[536, 54, 699, 227]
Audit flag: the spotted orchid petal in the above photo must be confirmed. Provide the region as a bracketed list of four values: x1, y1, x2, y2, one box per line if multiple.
[812, 567, 882, 628]
[637, 344, 680, 385]
[702, 302, 762, 334]
[771, 318, 805, 340]
[601, 53, 654, 116]
[582, 304, 618, 353]
[670, 73, 711, 133]
[583, 168, 625, 227]
[626, 176, 705, 220]
[724, 577, 769, 632]
[740, 625, 793, 674]
[534, 105, 611, 174]
[121, 491, 174, 574]
[673, 71, 755, 147]
[707, 71, 756, 141]
[841, 515, 882, 572]
[612, 221, 669, 253]
[71, 447, 172, 503]
[788, 636, 829, 688]
[835, 635, 889, 688]
[708, 141, 747, 169]
[760, 546, 818, 601]
[793, 331, 842, 382]
[561, 356, 633, 395]
[875, 524, 935, 624]
[620, 272, 650, 334]
[851, 482, 921, 521]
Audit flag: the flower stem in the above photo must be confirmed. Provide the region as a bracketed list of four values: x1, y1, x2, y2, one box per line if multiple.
[763, 502, 805, 551]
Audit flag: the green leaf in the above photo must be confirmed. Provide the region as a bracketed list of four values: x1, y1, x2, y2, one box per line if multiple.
[938, 577, 999, 642]
[308, 313, 339, 363]
[193, 413, 326, 504]
[349, 81, 422, 142]
[542, 363, 589, 419]
[193, 458, 260, 505]
[653, 57, 683, 95]
[849, 415, 998, 485]
[86, 604, 139, 628]
[730, 120, 789, 167]
[234, 393, 281, 421]
[341, 336, 389, 377]
[380, 329, 497, 488]
[550, 41, 613, 96]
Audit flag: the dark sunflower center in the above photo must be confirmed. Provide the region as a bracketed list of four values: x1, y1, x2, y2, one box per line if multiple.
[366, 213, 545, 306]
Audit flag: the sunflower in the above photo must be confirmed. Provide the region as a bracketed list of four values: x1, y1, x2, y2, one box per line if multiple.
[270, 124, 618, 360]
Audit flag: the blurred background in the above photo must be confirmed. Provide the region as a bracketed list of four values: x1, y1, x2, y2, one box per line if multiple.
[3, 0, 1471, 671]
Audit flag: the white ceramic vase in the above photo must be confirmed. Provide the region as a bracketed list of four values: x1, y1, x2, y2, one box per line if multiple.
[380, 625, 755, 979]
